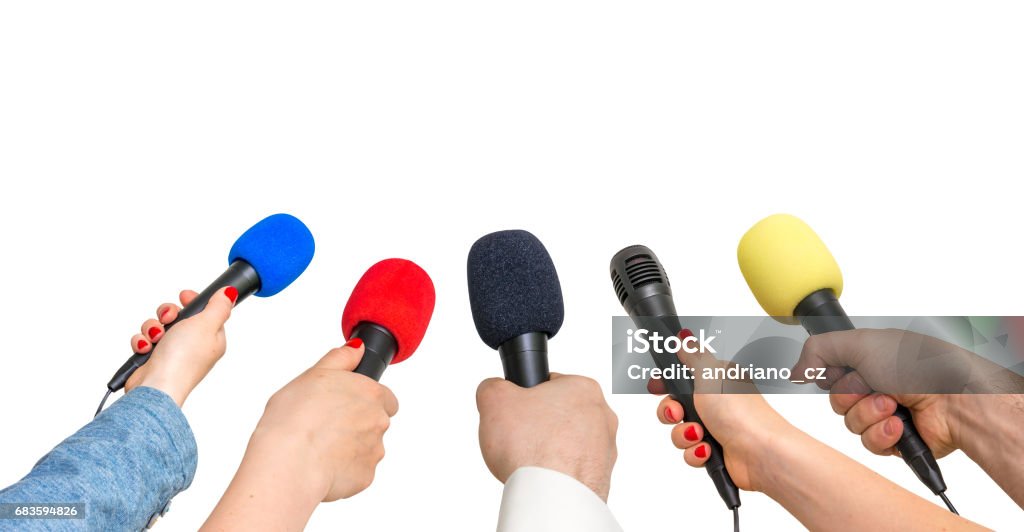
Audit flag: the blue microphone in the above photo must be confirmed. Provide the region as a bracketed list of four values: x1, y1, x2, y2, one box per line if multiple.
[99, 213, 315, 412]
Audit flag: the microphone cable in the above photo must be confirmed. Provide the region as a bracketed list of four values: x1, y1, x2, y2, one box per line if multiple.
[733, 507, 740, 532]
[939, 492, 958, 515]
[94, 389, 112, 417]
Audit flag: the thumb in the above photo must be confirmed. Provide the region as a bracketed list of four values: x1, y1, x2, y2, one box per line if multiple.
[475, 377, 513, 411]
[314, 340, 365, 372]
[197, 286, 237, 327]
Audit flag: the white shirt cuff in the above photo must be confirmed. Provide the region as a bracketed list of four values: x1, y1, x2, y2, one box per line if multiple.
[496, 466, 623, 532]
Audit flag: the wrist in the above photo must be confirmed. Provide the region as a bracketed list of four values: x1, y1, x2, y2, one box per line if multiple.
[135, 374, 189, 407]
[740, 417, 807, 494]
[951, 393, 1023, 459]
[504, 458, 611, 501]
[248, 425, 332, 503]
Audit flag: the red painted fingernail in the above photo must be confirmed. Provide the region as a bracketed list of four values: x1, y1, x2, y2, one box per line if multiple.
[345, 338, 364, 349]
[679, 328, 694, 339]
[664, 407, 677, 423]
[695, 444, 708, 459]
[137, 339, 149, 351]
[148, 327, 162, 340]
[225, 286, 238, 304]
[159, 308, 171, 321]
[684, 425, 699, 441]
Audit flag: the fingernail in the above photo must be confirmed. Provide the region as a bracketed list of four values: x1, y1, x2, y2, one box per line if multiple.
[159, 308, 171, 321]
[345, 338, 364, 349]
[884, 417, 898, 436]
[684, 425, 699, 441]
[695, 444, 708, 459]
[148, 327, 162, 340]
[679, 328, 694, 339]
[137, 339, 149, 351]
[224, 286, 238, 305]
[664, 406, 677, 423]
[874, 394, 890, 411]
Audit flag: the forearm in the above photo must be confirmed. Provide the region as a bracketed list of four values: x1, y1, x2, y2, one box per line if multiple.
[202, 432, 326, 531]
[0, 387, 196, 531]
[753, 426, 985, 532]
[953, 394, 1024, 507]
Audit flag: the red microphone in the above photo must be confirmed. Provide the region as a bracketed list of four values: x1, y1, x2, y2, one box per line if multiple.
[342, 258, 436, 380]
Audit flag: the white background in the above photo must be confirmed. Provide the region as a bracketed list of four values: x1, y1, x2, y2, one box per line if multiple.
[1, 2, 1022, 530]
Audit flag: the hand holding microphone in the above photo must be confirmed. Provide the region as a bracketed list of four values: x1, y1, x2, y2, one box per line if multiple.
[477, 374, 619, 501]
[648, 347, 788, 495]
[738, 214, 955, 511]
[123, 287, 237, 407]
[468, 230, 622, 508]
[203, 258, 434, 531]
[98, 213, 315, 415]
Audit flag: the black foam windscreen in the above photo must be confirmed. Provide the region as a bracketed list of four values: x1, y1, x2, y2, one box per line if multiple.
[467, 229, 565, 349]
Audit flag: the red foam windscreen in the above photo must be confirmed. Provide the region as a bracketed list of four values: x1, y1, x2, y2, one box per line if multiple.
[342, 258, 435, 364]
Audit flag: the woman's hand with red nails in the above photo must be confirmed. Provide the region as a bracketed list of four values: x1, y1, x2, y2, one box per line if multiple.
[124, 287, 236, 406]
[652, 338, 992, 530]
[651, 350, 796, 493]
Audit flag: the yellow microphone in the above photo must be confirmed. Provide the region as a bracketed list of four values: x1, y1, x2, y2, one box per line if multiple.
[737, 214, 957, 514]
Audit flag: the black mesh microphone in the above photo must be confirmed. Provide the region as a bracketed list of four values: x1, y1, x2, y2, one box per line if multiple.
[467, 230, 564, 387]
[610, 245, 742, 515]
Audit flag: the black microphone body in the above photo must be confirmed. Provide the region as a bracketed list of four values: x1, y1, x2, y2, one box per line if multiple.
[795, 288, 948, 496]
[467, 229, 563, 390]
[498, 332, 550, 388]
[350, 322, 397, 382]
[611, 246, 741, 510]
[106, 260, 260, 392]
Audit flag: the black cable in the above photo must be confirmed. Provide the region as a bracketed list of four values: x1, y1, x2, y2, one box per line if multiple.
[94, 389, 112, 418]
[732, 507, 739, 532]
[939, 492, 958, 515]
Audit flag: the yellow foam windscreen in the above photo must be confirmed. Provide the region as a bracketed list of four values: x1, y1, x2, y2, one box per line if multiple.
[737, 214, 843, 321]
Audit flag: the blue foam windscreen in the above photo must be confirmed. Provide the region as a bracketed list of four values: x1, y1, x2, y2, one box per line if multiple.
[467, 229, 564, 349]
[228, 213, 315, 297]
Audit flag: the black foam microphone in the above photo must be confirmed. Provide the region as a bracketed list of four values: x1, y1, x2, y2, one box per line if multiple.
[467, 230, 563, 388]
[610, 245, 742, 512]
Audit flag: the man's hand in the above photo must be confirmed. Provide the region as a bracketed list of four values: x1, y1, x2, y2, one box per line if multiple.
[476, 374, 618, 501]
[792, 328, 1023, 458]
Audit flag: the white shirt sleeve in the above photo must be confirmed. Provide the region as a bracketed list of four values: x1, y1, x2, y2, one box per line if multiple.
[496, 466, 623, 532]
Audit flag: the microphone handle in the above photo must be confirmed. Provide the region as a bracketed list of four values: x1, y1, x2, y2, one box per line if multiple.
[796, 289, 948, 495]
[498, 332, 550, 388]
[105, 260, 260, 392]
[351, 322, 397, 381]
[632, 313, 742, 510]
[666, 385, 742, 509]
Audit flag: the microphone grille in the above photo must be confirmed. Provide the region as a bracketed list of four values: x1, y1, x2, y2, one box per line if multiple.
[466, 229, 564, 349]
[611, 247, 670, 305]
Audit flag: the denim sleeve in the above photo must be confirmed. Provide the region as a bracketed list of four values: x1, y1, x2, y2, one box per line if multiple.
[0, 387, 198, 532]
